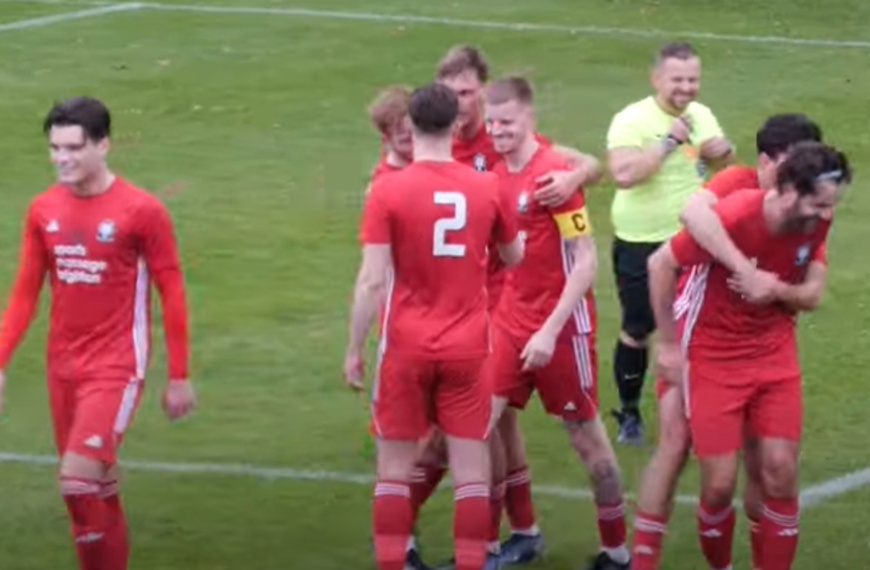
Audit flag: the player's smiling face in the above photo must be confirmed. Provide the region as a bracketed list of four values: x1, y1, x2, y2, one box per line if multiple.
[785, 180, 842, 231]
[439, 70, 484, 130]
[485, 99, 532, 155]
[48, 125, 108, 185]
[653, 56, 701, 111]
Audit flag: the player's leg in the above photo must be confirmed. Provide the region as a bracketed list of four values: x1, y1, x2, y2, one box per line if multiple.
[538, 334, 629, 570]
[497, 408, 545, 566]
[688, 365, 750, 570]
[610, 239, 659, 445]
[59, 377, 143, 570]
[438, 358, 496, 570]
[752, 377, 803, 570]
[741, 434, 764, 570]
[371, 353, 435, 570]
[410, 429, 449, 520]
[629, 380, 691, 570]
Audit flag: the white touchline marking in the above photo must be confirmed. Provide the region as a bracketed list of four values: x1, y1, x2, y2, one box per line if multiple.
[0, 450, 862, 509]
[5, 0, 870, 50]
[0, 2, 141, 32]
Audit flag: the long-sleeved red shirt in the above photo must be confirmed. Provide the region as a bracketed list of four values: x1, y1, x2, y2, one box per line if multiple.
[0, 177, 190, 381]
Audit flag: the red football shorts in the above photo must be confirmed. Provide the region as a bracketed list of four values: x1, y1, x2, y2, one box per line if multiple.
[372, 351, 490, 441]
[687, 361, 802, 457]
[486, 326, 598, 422]
[49, 377, 144, 465]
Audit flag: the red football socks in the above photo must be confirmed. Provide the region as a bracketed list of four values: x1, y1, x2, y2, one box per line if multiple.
[505, 466, 537, 533]
[454, 482, 490, 570]
[697, 502, 735, 570]
[100, 481, 129, 570]
[630, 511, 668, 570]
[761, 497, 799, 570]
[61, 476, 109, 570]
[373, 480, 413, 570]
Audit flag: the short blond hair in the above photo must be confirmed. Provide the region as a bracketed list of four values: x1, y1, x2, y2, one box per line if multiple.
[436, 45, 489, 82]
[367, 85, 411, 135]
[486, 75, 534, 106]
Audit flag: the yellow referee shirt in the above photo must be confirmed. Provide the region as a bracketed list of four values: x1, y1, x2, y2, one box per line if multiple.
[607, 96, 725, 243]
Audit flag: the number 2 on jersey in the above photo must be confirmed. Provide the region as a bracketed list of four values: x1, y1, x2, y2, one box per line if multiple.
[433, 191, 467, 257]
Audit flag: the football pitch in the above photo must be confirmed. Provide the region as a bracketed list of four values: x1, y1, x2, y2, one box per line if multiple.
[0, 0, 868, 568]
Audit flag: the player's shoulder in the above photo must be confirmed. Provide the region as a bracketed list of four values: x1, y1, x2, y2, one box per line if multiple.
[534, 144, 572, 172]
[714, 187, 765, 216]
[705, 164, 759, 193]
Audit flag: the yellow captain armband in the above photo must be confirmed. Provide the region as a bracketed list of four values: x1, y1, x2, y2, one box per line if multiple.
[553, 207, 592, 238]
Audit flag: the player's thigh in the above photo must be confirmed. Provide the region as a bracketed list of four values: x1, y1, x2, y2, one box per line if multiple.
[656, 379, 691, 452]
[48, 376, 77, 456]
[749, 376, 802, 445]
[485, 327, 532, 414]
[66, 377, 144, 466]
[612, 238, 661, 341]
[535, 334, 598, 422]
[373, 351, 435, 441]
[435, 357, 491, 441]
[686, 362, 753, 458]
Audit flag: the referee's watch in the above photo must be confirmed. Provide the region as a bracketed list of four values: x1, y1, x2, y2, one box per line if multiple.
[663, 134, 682, 154]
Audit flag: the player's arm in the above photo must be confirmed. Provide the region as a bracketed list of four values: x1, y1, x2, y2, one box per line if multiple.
[0, 205, 49, 373]
[679, 188, 753, 274]
[552, 144, 604, 186]
[345, 184, 392, 388]
[348, 245, 391, 353]
[774, 261, 826, 312]
[140, 201, 190, 383]
[649, 230, 715, 344]
[541, 202, 596, 335]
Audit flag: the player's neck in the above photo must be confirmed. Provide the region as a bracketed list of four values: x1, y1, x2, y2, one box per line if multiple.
[414, 137, 453, 163]
[385, 149, 410, 169]
[504, 136, 540, 173]
[67, 169, 116, 197]
[457, 116, 483, 140]
[653, 93, 684, 117]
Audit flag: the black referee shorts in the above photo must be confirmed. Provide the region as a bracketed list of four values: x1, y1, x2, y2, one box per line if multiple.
[611, 237, 665, 343]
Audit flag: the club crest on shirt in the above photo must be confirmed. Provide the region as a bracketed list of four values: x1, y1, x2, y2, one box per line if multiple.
[517, 191, 530, 214]
[473, 153, 487, 172]
[96, 219, 116, 243]
[795, 243, 811, 266]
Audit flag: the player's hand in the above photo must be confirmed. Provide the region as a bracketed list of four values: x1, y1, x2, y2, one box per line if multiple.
[521, 329, 556, 371]
[669, 116, 692, 144]
[534, 170, 579, 208]
[344, 351, 365, 391]
[728, 268, 780, 304]
[163, 379, 196, 421]
[655, 341, 684, 386]
[700, 137, 732, 159]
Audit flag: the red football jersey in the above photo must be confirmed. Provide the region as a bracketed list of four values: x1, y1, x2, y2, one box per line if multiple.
[671, 190, 829, 375]
[361, 160, 518, 358]
[492, 145, 596, 340]
[0, 177, 189, 380]
[704, 165, 760, 200]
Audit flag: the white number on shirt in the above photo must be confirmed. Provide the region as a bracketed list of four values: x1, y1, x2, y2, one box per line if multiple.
[433, 191, 467, 257]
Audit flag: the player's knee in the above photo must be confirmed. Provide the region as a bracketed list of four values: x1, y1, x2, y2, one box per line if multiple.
[700, 470, 737, 508]
[59, 451, 106, 482]
[376, 441, 418, 481]
[447, 437, 489, 486]
[565, 418, 615, 465]
[761, 449, 798, 497]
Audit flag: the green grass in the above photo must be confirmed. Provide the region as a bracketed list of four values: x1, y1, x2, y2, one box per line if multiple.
[0, 0, 867, 568]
